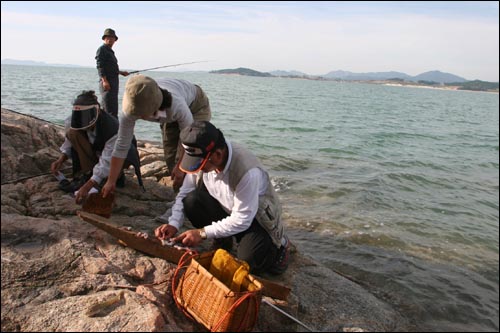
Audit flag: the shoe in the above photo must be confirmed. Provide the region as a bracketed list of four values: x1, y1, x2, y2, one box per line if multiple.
[74, 172, 91, 191]
[58, 179, 73, 192]
[210, 237, 234, 252]
[268, 235, 290, 275]
[58, 175, 88, 193]
[116, 172, 126, 188]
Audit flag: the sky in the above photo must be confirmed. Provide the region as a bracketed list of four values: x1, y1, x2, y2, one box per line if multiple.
[1, 1, 499, 81]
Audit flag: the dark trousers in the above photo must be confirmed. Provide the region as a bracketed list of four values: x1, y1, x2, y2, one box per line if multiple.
[183, 184, 278, 274]
[99, 76, 119, 118]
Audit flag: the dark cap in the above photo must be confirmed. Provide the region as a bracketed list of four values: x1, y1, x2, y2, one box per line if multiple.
[102, 28, 118, 40]
[179, 121, 222, 173]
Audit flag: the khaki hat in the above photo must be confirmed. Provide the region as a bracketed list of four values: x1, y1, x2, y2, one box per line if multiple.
[102, 28, 118, 40]
[122, 75, 163, 118]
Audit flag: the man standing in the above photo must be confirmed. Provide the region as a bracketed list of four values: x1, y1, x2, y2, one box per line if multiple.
[95, 28, 129, 118]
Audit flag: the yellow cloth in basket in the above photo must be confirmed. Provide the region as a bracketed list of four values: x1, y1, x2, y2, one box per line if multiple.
[209, 249, 257, 292]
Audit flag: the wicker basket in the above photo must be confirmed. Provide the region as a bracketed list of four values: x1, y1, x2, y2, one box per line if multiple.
[173, 251, 263, 332]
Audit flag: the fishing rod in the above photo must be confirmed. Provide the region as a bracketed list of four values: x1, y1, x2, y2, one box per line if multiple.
[128, 61, 209, 74]
[262, 297, 315, 331]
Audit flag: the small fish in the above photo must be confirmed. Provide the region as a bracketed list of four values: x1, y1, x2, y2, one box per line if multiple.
[161, 238, 176, 246]
[136, 231, 149, 239]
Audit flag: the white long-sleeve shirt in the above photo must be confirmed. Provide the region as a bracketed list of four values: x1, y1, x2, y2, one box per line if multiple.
[60, 117, 116, 184]
[113, 78, 198, 158]
[168, 141, 269, 239]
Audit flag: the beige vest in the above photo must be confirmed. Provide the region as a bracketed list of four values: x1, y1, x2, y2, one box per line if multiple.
[226, 143, 285, 248]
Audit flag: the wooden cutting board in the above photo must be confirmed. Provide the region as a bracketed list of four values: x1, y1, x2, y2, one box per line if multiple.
[82, 192, 115, 218]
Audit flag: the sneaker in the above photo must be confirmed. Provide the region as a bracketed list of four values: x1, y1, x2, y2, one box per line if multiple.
[268, 235, 290, 275]
[210, 237, 234, 252]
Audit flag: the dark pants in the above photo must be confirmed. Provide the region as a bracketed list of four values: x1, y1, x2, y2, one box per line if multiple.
[183, 184, 278, 274]
[99, 76, 119, 118]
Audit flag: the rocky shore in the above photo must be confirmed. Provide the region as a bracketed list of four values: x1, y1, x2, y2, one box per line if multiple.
[1, 108, 412, 332]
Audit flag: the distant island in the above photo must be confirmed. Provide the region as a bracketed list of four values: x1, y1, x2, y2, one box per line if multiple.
[1, 58, 87, 68]
[210, 67, 498, 92]
[209, 67, 272, 77]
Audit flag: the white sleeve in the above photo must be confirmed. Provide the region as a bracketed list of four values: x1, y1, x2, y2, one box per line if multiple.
[60, 137, 72, 157]
[204, 169, 261, 239]
[60, 116, 72, 157]
[91, 134, 117, 184]
[168, 173, 197, 230]
[171, 101, 194, 130]
[112, 114, 136, 158]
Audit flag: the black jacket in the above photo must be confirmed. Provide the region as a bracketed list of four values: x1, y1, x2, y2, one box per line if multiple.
[72, 111, 144, 189]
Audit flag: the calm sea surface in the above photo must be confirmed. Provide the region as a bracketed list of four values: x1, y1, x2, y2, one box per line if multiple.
[2, 64, 499, 331]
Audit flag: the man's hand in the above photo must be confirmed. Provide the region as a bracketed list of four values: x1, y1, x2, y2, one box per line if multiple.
[101, 78, 110, 91]
[120, 71, 129, 77]
[155, 224, 178, 240]
[172, 229, 203, 247]
[75, 179, 96, 204]
[101, 179, 115, 198]
[51, 154, 67, 175]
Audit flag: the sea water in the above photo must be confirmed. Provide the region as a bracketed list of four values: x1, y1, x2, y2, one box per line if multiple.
[1, 64, 498, 331]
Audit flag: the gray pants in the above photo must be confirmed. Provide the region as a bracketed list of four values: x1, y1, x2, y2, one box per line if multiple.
[161, 85, 211, 173]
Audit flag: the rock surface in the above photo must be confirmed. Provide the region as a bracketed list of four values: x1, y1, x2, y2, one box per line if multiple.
[1, 108, 412, 332]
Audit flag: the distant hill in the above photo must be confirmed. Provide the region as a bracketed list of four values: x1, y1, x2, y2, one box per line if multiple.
[270, 70, 308, 77]
[412, 70, 466, 83]
[208, 66, 496, 91]
[322, 69, 466, 83]
[210, 67, 272, 77]
[1, 58, 86, 68]
[323, 70, 413, 81]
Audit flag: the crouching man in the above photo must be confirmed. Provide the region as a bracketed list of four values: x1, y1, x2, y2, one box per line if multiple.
[154, 121, 290, 275]
[51, 90, 143, 203]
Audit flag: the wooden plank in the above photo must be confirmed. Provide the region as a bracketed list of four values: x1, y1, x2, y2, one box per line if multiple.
[77, 211, 184, 263]
[77, 211, 291, 301]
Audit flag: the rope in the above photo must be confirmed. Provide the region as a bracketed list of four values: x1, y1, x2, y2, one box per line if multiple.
[262, 297, 315, 331]
[2, 108, 65, 128]
[1, 167, 72, 185]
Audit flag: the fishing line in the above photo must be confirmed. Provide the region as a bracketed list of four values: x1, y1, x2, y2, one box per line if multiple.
[128, 60, 210, 74]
